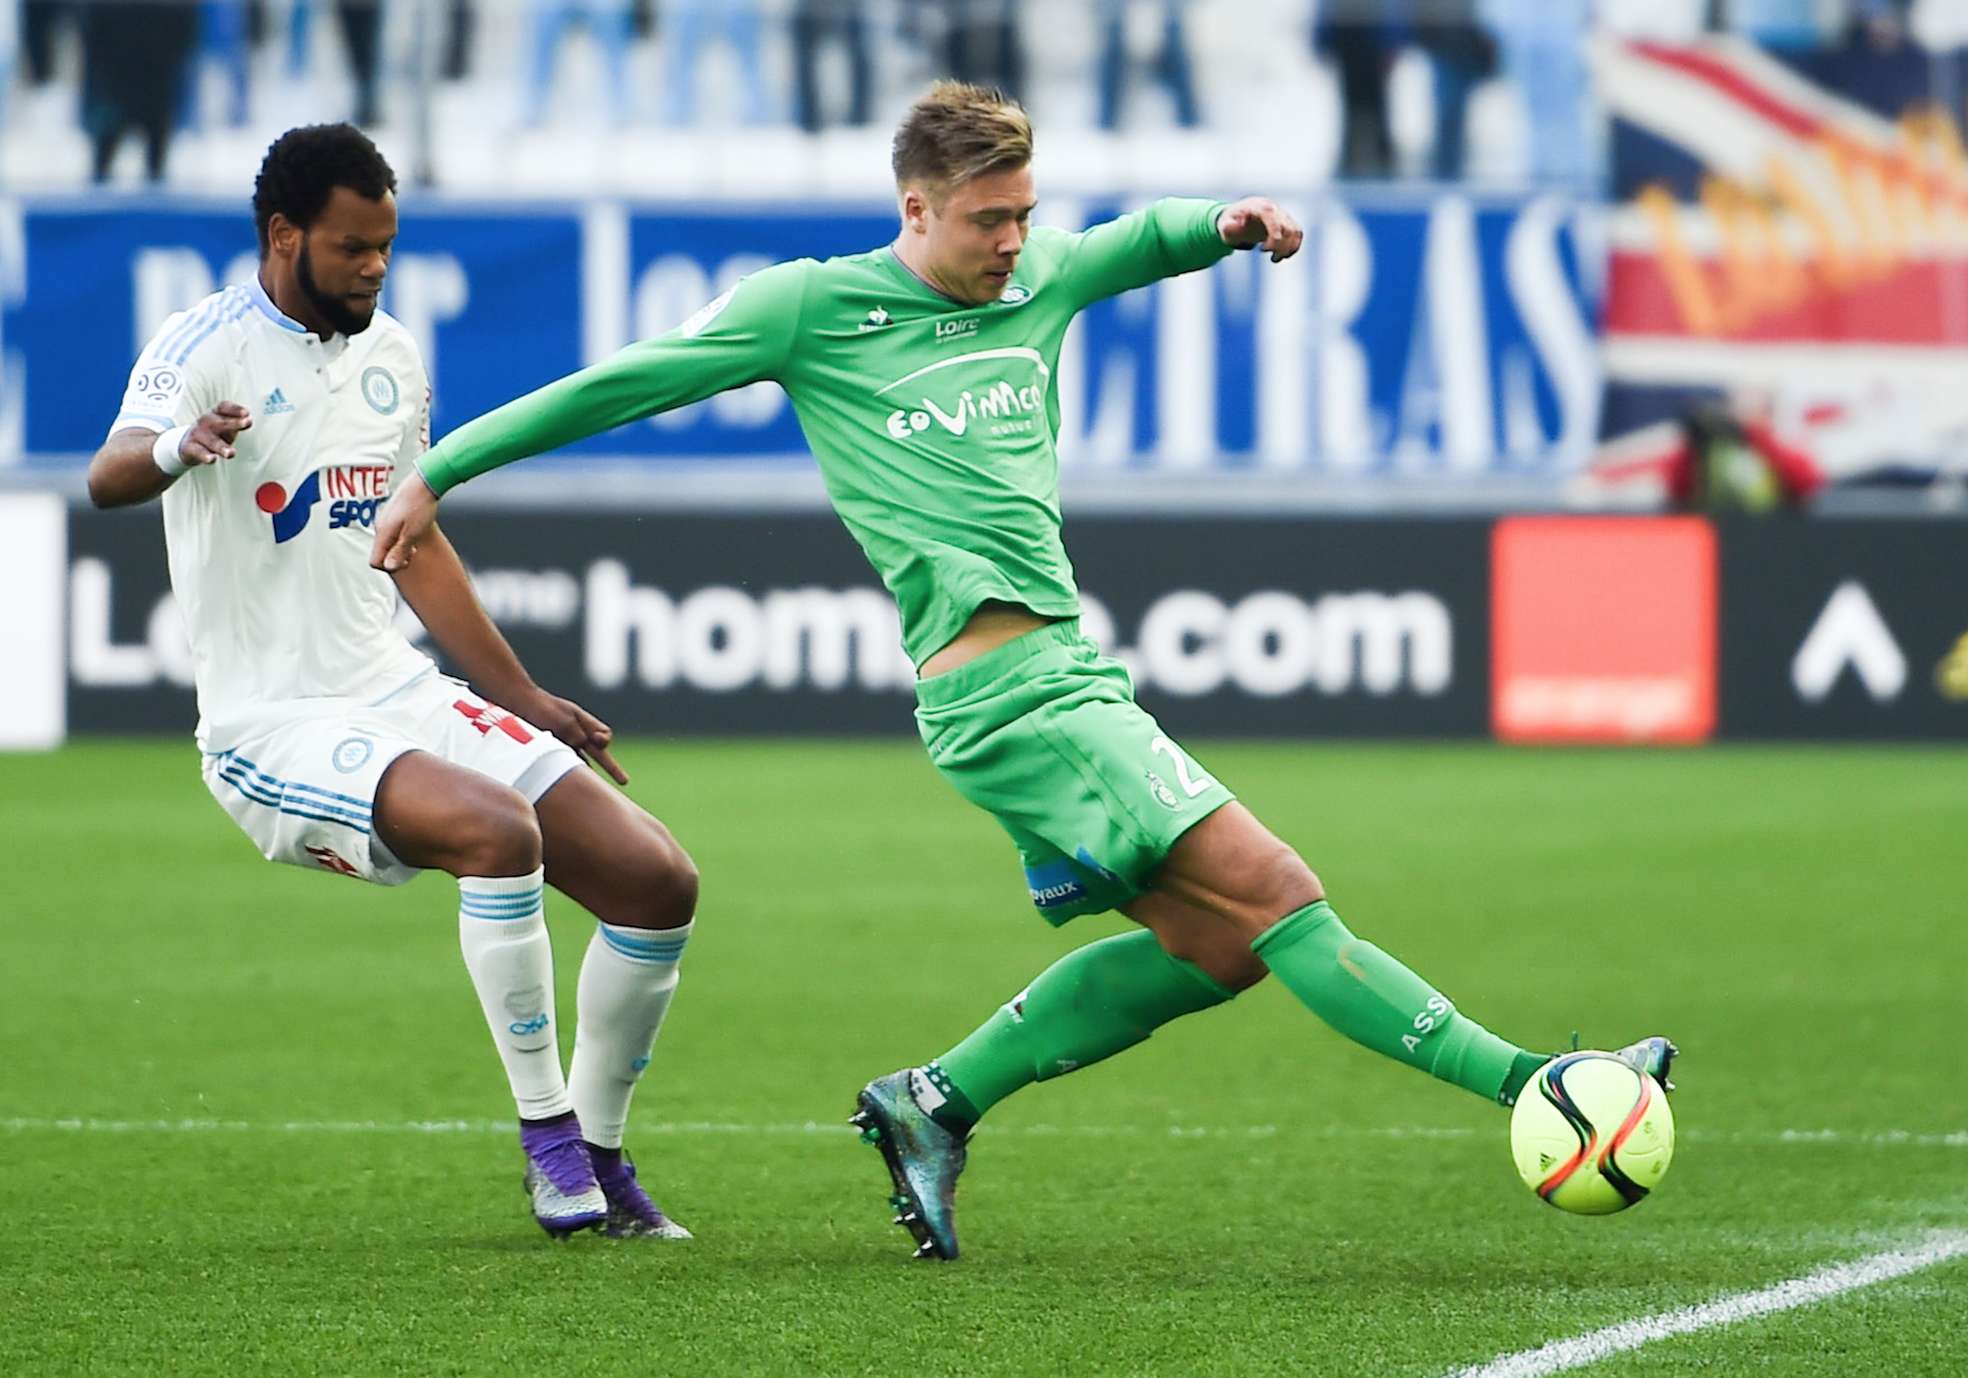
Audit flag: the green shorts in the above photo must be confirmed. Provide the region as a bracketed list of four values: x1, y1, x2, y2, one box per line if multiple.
[914, 620, 1236, 925]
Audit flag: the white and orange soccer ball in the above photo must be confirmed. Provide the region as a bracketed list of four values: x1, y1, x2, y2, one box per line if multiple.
[1510, 1051, 1675, 1215]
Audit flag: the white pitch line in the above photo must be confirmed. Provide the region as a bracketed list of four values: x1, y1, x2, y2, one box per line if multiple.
[0, 1117, 1963, 1147]
[1442, 1232, 1968, 1378]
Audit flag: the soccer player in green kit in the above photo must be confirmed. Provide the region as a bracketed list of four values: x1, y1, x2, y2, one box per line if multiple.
[372, 81, 1675, 1261]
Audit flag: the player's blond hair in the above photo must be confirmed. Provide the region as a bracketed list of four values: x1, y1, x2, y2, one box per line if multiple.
[891, 81, 1033, 200]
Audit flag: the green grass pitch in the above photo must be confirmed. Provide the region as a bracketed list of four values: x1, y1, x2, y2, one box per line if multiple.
[3, 739, 1964, 1376]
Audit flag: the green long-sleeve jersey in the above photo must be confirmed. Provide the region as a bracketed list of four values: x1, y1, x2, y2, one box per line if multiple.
[420, 197, 1233, 666]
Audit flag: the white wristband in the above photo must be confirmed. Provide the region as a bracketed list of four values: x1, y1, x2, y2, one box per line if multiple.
[152, 425, 191, 477]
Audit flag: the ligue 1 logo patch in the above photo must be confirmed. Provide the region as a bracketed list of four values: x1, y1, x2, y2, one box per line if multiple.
[360, 366, 399, 415]
[134, 367, 181, 403]
[331, 736, 374, 773]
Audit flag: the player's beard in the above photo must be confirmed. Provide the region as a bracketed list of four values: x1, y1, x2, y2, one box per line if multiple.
[297, 242, 376, 338]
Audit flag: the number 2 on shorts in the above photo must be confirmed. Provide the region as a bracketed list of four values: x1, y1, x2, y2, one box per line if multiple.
[1150, 735, 1216, 798]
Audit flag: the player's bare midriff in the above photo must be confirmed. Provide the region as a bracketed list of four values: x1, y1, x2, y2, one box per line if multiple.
[918, 601, 1060, 678]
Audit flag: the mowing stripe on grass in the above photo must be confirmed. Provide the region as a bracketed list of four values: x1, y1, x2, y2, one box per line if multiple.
[1, 1117, 1964, 1147]
[1442, 1232, 1968, 1378]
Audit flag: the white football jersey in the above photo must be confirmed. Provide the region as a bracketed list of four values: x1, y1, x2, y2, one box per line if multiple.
[110, 277, 435, 750]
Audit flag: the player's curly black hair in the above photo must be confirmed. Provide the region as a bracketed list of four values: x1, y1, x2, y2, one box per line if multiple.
[251, 124, 397, 256]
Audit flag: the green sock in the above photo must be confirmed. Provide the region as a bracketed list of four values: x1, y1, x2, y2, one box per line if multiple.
[926, 930, 1235, 1134]
[1252, 901, 1543, 1107]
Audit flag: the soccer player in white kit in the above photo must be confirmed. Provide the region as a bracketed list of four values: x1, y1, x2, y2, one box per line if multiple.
[86, 124, 698, 1241]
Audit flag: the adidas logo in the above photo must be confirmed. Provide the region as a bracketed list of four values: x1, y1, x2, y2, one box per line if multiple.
[262, 387, 295, 415]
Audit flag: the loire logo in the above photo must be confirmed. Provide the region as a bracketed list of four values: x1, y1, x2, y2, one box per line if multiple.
[256, 466, 391, 543]
[262, 386, 295, 416]
[877, 347, 1050, 441]
[935, 317, 979, 341]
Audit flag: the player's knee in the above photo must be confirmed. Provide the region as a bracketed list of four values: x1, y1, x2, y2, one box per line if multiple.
[1195, 944, 1270, 994]
[1252, 843, 1323, 917]
[638, 839, 699, 930]
[455, 787, 542, 878]
[1148, 919, 1269, 993]
[595, 833, 698, 930]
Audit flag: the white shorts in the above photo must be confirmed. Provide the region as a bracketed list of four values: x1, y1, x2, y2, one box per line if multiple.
[199, 671, 582, 886]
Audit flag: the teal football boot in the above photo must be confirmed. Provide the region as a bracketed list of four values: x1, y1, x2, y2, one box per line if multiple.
[849, 1070, 968, 1260]
[1612, 1035, 1678, 1092]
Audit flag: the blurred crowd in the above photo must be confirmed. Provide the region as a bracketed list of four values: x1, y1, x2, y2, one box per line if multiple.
[1321, 0, 1923, 187]
[0, 0, 1952, 188]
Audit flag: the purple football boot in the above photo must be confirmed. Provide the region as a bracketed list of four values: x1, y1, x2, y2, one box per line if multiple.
[588, 1146, 693, 1240]
[518, 1114, 607, 1238]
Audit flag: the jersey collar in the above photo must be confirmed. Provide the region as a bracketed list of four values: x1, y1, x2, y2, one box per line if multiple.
[250, 274, 315, 335]
[877, 246, 970, 308]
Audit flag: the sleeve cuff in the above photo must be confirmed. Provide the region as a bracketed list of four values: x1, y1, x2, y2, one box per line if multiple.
[1205, 201, 1238, 253]
[414, 452, 452, 497]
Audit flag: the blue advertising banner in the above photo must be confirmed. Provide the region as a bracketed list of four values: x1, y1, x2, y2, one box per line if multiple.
[0, 193, 1600, 480]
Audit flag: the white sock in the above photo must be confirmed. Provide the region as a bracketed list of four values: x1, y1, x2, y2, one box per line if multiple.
[568, 920, 692, 1150]
[457, 868, 572, 1120]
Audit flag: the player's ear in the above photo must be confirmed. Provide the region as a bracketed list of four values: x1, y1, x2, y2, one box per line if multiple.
[899, 186, 929, 235]
[265, 212, 300, 258]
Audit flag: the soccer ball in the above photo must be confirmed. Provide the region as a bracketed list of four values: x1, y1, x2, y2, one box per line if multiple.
[1509, 1051, 1675, 1215]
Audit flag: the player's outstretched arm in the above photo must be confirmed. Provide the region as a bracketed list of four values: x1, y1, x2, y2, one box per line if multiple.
[369, 262, 805, 572]
[391, 522, 628, 784]
[1057, 196, 1300, 307]
[86, 403, 253, 509]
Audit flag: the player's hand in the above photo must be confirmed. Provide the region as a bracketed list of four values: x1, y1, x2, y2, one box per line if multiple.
[371, 471, 439, 573]
[521, 690, 629, 786]
[182, 402, 253, 465]
[1217, 198, 1303, 263]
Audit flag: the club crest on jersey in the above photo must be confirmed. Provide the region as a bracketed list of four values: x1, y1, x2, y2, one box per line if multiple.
[360, 366, 399, 415]
[256, 465, 391, 543]
[1000, 284, 1033, 305]
[331, 736, 374, 773]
